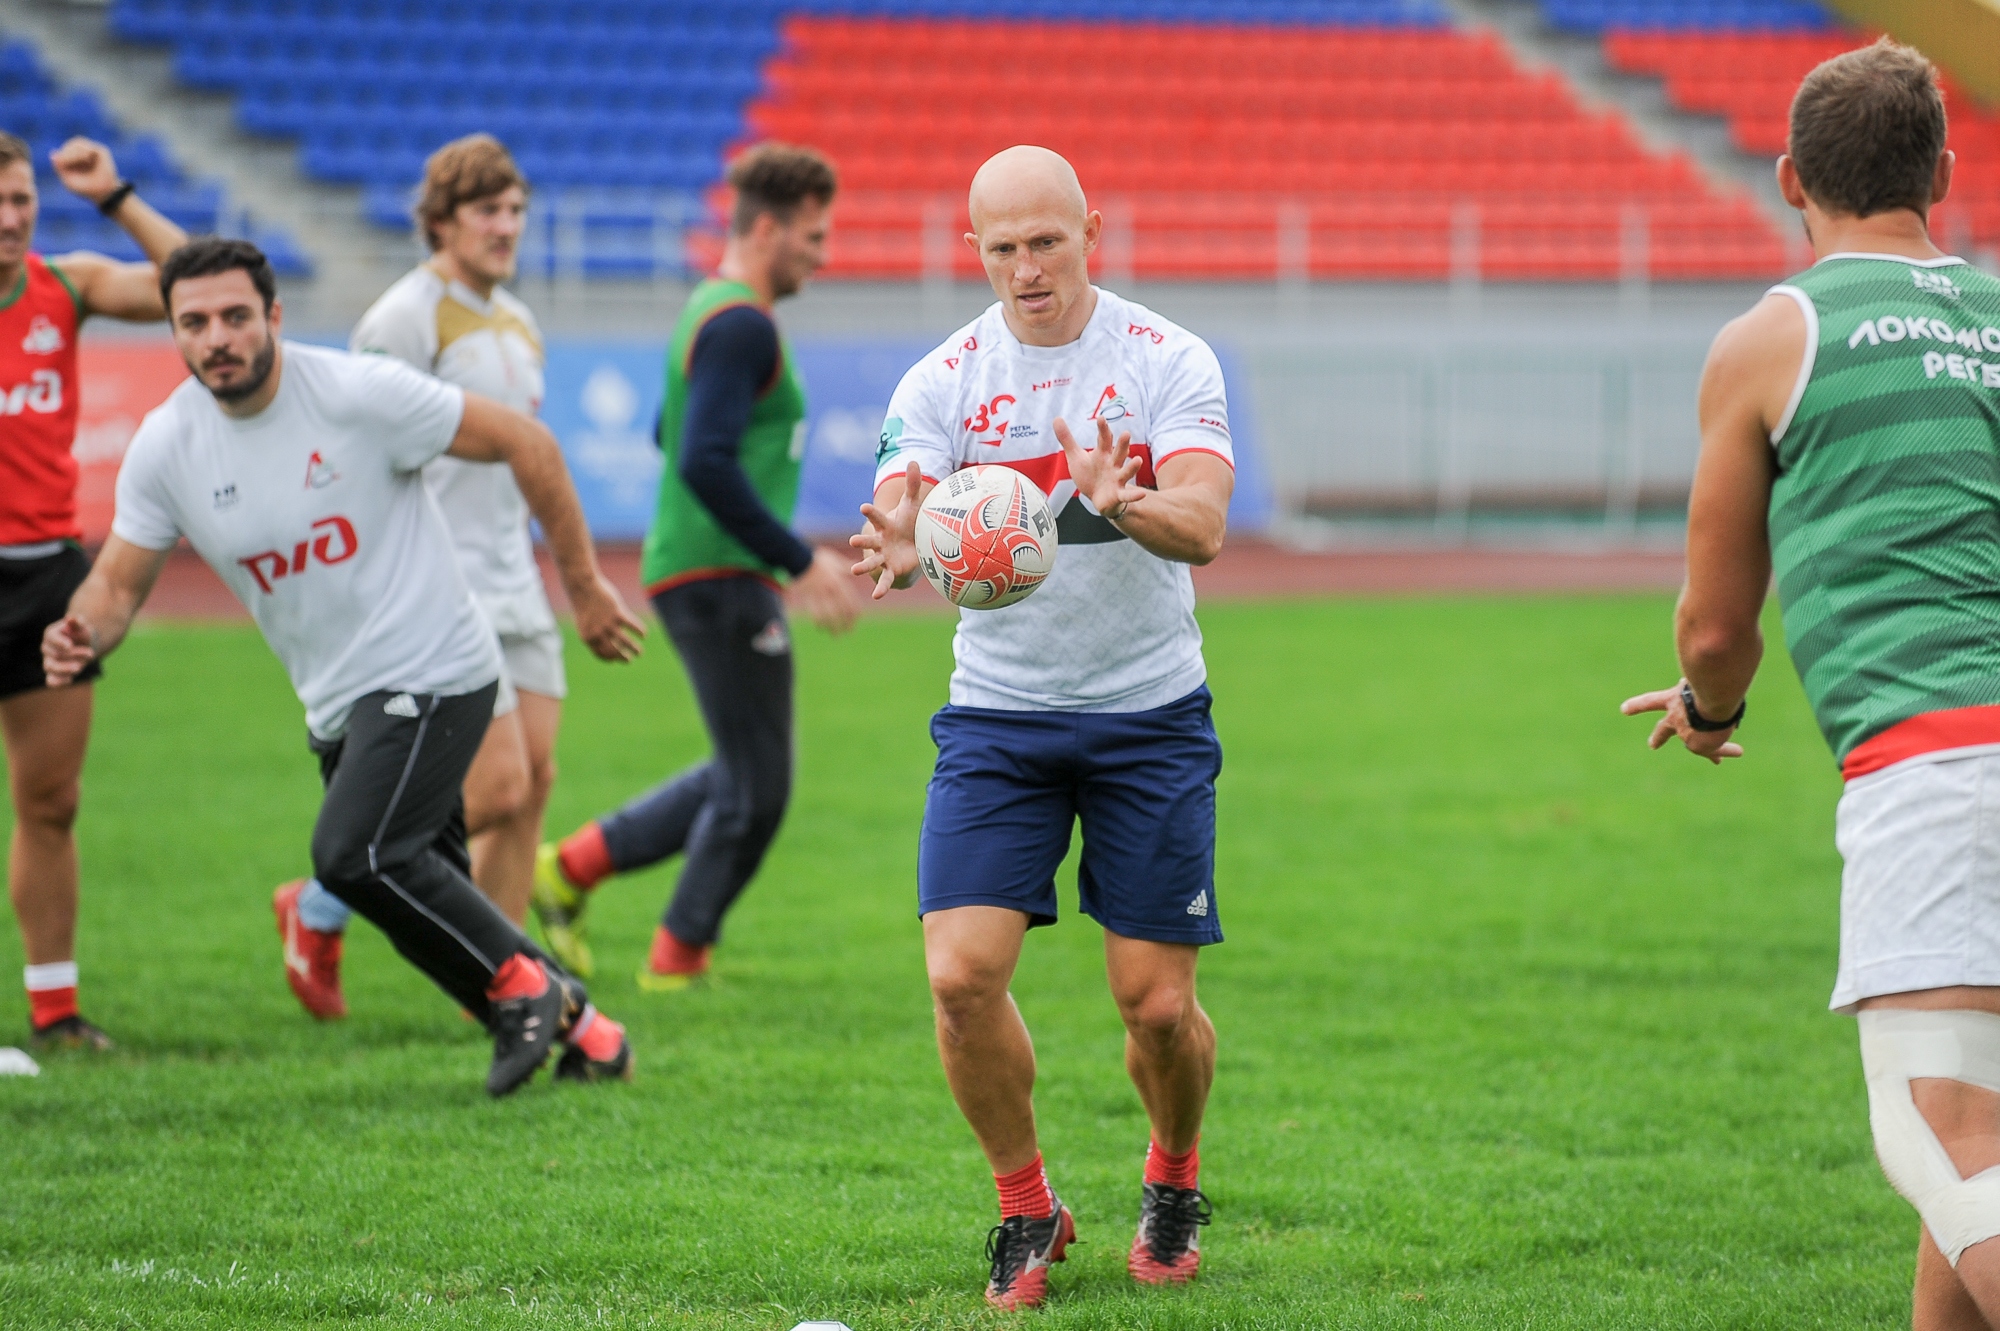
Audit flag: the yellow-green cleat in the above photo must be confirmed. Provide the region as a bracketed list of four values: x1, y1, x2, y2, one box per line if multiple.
[634, 967, 709, 994]
[531, 842, 595, 979]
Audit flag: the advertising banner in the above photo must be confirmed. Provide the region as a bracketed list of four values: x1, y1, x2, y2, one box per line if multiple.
[72, 340, 190, 544]
[541, 336, 1272, 541]
[71, 333, 1270, 544]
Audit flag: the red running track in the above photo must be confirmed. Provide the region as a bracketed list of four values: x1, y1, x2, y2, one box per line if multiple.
[135, 541, 1685, 622]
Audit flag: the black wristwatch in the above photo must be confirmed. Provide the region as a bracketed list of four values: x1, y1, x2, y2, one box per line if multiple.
[96, 181, 135, 216]
[1681, 681, 1745, 732]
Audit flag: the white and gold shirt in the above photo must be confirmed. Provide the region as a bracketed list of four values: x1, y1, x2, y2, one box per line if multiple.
[351, 264, 553, 636]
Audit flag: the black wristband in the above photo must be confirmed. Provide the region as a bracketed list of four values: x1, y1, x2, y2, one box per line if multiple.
[96, 181, 135, 216]
[1681, 681, 1745, 732]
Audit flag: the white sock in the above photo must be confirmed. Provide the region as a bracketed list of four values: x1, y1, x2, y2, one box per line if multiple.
[24, 961, 78, 991]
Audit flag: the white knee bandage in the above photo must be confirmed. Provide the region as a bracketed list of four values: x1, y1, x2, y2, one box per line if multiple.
[1858, 1008, 2000, 1265]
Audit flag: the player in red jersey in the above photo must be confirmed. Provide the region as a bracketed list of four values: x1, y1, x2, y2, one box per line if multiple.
[0, 130, 187, 1050]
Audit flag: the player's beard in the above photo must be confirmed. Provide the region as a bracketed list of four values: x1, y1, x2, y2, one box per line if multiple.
[204, 331, 277, 403]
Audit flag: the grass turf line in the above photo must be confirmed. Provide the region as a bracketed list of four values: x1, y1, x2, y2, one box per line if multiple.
[0, 598, 1911, 1328]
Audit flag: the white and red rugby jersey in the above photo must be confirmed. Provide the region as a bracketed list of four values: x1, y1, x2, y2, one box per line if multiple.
[113, 342, 501, 739]
[877, 288, 1233, 712]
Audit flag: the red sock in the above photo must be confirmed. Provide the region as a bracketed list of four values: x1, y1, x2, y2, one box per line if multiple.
[486, 953, 549, 1002]
[1144, 1138, 1199, 1191]
[647, 926, 710, 976]
[568, 1005, 625, 1060]
[556, 823, 614, 891]
[25, 961, 79, 1030]
[995, 1154, 1056, 1219]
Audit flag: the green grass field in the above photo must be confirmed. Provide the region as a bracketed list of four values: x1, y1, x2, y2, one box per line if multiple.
[0, 596, 1915, 1329]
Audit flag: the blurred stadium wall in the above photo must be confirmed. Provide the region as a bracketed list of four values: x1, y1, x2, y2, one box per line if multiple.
[7, 0, 1996, 547]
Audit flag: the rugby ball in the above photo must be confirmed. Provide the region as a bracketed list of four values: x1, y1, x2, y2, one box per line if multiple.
[914, 466, 1059, 609]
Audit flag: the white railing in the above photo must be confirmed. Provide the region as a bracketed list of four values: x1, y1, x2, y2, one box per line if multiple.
[1240, 323, 1716, 544]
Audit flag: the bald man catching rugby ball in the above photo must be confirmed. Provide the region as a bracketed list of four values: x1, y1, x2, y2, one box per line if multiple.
[851, 146, 1235, 1311]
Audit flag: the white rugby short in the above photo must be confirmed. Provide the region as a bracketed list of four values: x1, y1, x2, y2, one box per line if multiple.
[1833, 748, 2000, 1012]
[491, 626, 567, 718]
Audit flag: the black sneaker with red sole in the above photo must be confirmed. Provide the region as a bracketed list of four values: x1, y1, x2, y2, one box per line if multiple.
[554, 1006, 633, 1083]
[985, 1199, 1076, 1311]
[485, 966, 581, 1097]
[29, 1014, 114, 1052]
[1128, 1183, 1211, 1285]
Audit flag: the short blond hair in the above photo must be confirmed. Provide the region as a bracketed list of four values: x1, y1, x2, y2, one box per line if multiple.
[0, 131, 30, 174]
[414, 133, 528, 251]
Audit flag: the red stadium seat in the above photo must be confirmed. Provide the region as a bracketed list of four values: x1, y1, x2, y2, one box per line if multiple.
[756, 14, 1792, 281]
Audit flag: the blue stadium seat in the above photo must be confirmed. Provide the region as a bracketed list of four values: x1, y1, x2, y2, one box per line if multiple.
[0, 38, 309, 274]
[110, 0, 1516, 277]
[1539, 0, 1834, 32]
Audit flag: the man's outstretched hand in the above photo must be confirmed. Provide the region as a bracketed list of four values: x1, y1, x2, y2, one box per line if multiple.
[788, 546, 859, 634]
[41, 614, 98, 688]
[569, 574, 646, 663]
[1621, 680, 1744, 764]
[1055, 416, 1145, 522]
[851, 458, 924, 600]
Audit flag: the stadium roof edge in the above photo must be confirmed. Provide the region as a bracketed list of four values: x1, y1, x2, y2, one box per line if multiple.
[1824, 0, 2000, 105]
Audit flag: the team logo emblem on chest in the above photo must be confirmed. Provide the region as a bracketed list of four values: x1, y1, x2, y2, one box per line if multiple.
[21, 315, 64, 355]
[964, 393, 1016, 447]
[303, 451, 340, 490]
[1091, 384, 1131, 422]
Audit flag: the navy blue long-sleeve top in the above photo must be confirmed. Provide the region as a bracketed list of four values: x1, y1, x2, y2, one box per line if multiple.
[674, 304, 814, 578]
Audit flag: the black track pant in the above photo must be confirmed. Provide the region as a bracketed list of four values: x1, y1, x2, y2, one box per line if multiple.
[597, 575, 793, 947]
[310, 684, 562, 1026]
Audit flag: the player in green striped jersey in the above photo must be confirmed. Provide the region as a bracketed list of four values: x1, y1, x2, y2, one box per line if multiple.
[1623, 40, 2000, 1326]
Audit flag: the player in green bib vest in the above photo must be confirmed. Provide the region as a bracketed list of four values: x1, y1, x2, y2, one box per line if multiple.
[1623, 41, 2000, 1321]
[642, 275, 811, 590]
[531, 145, 857, 991]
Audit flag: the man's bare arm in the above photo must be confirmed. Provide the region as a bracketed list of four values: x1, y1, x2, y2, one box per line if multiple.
[1109, 451, 1232, 565]
[1056, 418, 1232, 565]
[42, 537, 170, 686]
[48, 138, 189, 322]
[447, 393, 644, 661]
[1621, 291, 1804, 760]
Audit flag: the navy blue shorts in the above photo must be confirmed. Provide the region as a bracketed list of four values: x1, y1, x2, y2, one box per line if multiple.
[917, 686, 1223, 945]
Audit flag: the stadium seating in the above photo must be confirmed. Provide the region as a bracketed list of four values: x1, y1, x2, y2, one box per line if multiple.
[758, 16, 1788, 280]
[103, 0, 1793, 281]
[0, 39, 308, 274]
[1552, 0, 1999, 252]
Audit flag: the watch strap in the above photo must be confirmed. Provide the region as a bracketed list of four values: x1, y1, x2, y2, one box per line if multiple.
[1681, 682, 1745, 732]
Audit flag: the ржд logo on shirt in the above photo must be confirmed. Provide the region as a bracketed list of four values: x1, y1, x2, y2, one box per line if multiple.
[2, 369, 61, 415]
[237, 516, 358, 593]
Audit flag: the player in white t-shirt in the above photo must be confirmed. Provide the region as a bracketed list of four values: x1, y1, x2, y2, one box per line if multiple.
[276, 136, 565, 1014]
[850, 147, 1233, 1310]
[40, 238, 646, 1097]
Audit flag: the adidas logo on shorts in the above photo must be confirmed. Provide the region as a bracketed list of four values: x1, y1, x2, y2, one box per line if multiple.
[383, 693, 420, 718]
[1185, 890, 1209, 918]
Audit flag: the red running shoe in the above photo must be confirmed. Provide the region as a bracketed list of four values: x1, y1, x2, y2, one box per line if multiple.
[1128, 1183, 1211, 1285]
[273, 880, 346, 1020]
[985, 1199, 1075, 1311]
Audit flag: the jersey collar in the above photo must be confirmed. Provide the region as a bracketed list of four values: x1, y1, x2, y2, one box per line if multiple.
[1815, 252, 1966, 268]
